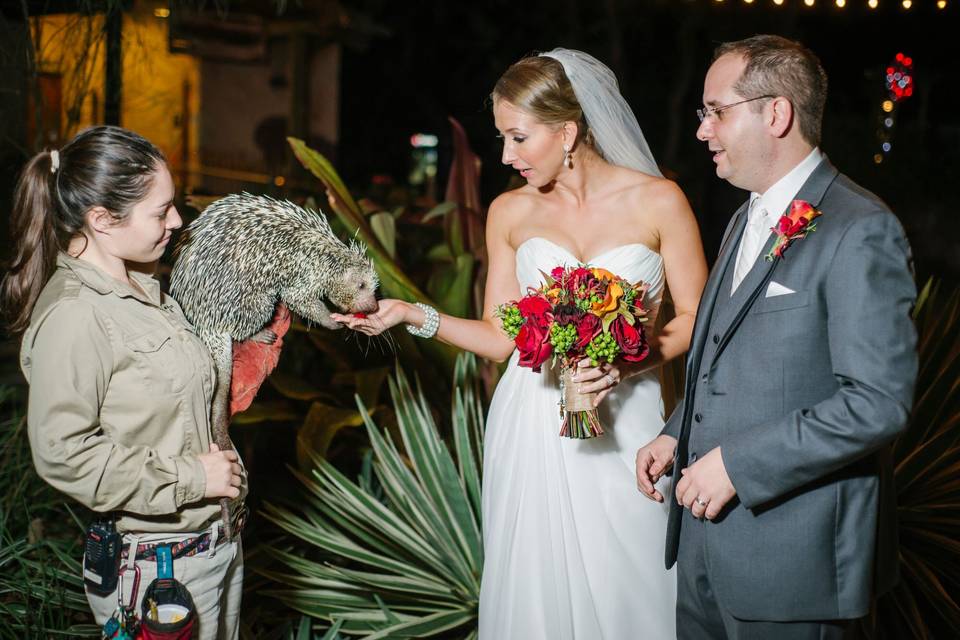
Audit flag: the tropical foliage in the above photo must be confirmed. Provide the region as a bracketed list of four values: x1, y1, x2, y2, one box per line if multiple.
[258, 354, 485, 638]
[0, 385, 98, 639]
[852, 279, 960, 639]
[231, 123, 491, 475]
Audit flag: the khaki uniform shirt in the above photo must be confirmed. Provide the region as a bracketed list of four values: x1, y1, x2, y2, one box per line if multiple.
[20, 253, 247, 533]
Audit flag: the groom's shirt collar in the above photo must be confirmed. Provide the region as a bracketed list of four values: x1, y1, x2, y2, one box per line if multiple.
[751, 147, 824, 222]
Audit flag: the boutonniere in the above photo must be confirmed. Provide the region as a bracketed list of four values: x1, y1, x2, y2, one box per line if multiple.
[765, 199, 822, 261]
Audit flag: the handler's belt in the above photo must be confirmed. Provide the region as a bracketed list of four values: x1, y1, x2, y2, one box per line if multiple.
[121, 504, 247, 561]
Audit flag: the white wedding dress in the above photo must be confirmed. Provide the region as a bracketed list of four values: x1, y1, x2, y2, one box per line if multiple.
[478, 236, 676, 640]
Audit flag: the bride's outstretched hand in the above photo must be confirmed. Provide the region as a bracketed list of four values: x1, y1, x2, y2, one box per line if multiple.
[330, 299, 409, 336]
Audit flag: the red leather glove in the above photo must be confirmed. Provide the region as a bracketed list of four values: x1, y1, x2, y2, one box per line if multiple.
[229, 303, 291, 417]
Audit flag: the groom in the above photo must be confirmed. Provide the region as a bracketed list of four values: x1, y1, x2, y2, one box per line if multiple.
[636, 35, 917, 638]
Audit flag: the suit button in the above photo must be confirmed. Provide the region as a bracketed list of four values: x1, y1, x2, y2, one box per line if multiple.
[701, 373, 708, 383]
[712, 334, 719, 344]
[694, 413, 703, 423]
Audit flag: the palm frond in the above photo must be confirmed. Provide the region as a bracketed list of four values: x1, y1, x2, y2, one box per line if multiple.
[856, 278, 960, 639]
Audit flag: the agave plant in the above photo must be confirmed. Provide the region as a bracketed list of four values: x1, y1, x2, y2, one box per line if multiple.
[852, 279, 960, 639]
[258, 353, 484, 638]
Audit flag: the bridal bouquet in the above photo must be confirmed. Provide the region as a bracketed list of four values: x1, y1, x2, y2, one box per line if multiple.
[497, 265, 651, 438]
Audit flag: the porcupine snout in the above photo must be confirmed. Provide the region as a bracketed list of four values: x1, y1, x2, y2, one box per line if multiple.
[328, 262, 379, 315]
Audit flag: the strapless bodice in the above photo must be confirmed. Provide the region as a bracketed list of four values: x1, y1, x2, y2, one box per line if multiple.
[515, 236, 665, 323]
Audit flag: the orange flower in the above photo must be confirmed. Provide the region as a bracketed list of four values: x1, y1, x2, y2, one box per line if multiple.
[591, 267, 616, 281]
[591, 279, 623, 315]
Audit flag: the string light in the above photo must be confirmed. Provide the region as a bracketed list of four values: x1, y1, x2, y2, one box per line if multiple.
[773, 0, 785, 4]
[868, 0, 878, 8]
[902, 0, 912, 7]
[937, 0, 947, 9]
[804, 0, 815, 6]
[835, 0, 845, 6]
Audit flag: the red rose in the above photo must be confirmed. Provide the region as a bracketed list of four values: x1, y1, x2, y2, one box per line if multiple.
[515, 322, 553, 372]
[568, 266, 595, 293]
[551, 266, 566, 282]
[575, 313, 601, 350]
[517, 295, 553, 326]
[610, 316, 649, 363]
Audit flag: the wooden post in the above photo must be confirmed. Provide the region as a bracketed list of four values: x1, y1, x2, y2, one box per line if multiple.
[104, 7, 122, 126]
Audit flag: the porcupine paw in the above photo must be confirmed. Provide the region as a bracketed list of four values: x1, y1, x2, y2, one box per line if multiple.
[249, 328, 278, 345]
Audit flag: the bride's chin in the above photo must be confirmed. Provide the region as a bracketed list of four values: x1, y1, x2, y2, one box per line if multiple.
[526, 174, 555, 188]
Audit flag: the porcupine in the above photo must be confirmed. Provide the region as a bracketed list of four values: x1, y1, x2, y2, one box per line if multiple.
[170, 193, 379, 538]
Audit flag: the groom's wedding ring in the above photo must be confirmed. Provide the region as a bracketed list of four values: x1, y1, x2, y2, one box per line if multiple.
[695, 497, 708, 507]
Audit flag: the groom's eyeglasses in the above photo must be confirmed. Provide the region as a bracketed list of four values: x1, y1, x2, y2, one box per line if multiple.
[697, 95, 775, 123]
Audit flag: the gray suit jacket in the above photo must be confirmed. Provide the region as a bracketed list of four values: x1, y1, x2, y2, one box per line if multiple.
[662, 158, 917, 621]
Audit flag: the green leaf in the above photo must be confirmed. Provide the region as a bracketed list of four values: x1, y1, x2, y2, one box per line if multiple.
[427, 253, 475, 319]
[296, 401, 371, 465]
[421, 201, 457, 223]
[270, 372, 338, 402]
[230, 400, 300, 425]
[370, 212, 397, 259]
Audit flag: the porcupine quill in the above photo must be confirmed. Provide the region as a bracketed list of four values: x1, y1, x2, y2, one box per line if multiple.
[170, 193, 379, 538]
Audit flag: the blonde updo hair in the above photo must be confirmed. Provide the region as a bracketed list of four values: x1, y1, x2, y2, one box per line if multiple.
[492, 55, 597, 151]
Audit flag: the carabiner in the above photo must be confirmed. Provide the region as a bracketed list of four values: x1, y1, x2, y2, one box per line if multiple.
[117, 563, 141, 611]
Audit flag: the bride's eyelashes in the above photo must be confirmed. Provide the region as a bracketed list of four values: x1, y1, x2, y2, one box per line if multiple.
[495, 133, 527, 144]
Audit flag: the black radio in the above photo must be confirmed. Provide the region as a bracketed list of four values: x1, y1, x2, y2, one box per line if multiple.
[82, 518, 121, 594]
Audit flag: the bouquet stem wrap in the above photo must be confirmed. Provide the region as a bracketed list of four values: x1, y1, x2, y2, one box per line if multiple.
[559, 368, 603, 438]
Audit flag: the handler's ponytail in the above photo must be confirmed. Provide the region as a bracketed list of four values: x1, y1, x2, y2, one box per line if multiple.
[1, 150, 64, 334]
[1, 126, 166, 334]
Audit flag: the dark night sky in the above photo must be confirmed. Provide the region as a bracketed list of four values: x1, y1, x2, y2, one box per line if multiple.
[336, 0, 960, 278]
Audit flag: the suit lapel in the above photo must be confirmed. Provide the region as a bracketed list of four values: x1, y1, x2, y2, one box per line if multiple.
[711, 157, 841, 362]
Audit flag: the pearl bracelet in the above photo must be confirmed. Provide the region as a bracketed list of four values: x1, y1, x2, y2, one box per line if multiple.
[405, 302, 439, 338]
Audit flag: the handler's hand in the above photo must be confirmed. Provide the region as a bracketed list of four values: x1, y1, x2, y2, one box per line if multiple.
[675, 446, 736, 520]
[635, 434, 677, 502]
[199, 443, 242, 499]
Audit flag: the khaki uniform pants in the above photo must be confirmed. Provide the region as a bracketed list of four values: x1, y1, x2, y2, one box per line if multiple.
[85, 524, 244, 640]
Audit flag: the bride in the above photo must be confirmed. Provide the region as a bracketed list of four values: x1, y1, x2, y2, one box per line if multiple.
[334, 48, 707, 639]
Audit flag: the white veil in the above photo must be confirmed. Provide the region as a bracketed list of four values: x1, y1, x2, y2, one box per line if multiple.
[540, 48, 662, 178]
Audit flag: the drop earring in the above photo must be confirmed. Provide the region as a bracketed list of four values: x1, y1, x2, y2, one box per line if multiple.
[563, 144, 573, 169]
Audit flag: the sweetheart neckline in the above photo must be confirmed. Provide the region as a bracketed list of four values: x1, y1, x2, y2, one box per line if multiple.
[516, 236, 662, 265]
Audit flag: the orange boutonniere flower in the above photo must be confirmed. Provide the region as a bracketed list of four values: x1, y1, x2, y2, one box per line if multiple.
[765, 199, 823, 261]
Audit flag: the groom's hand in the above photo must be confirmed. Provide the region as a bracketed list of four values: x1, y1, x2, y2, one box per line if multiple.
[676, 446, 736, 520]
[636, 435, 677, 502]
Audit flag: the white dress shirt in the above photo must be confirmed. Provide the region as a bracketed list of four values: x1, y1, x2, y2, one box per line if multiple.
[731, 147, 824, 294]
